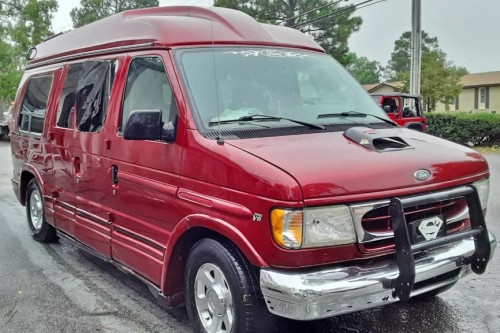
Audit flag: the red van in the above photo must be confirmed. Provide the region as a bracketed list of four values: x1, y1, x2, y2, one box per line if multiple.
[10, 6, 496, 333]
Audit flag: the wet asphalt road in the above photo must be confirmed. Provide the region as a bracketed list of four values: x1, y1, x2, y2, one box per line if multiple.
[0, 137, 499, 333]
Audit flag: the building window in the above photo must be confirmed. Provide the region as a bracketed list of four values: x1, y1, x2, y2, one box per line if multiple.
[480, 87, 487, 104]
[19, 75, 53, 135]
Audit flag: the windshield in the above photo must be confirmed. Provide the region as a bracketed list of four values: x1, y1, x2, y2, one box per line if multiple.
[177, 47, 390, 134]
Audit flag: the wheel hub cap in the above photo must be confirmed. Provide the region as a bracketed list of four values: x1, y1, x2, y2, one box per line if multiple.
[207, 286, 225, 316]
[194, 263, 234, 333]
[29, 189, 43, 230]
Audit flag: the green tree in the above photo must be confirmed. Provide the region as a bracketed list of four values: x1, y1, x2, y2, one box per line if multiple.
[71, 0, 159, 28]
[9, 0, 58, 55]
[214, 0, 362, 65]
[387, 31, 439, 80]
[402, 50, 467, 112]
[0, 2, 15, 100]
[388, 31, 467, 112]
[0, 40, 21, 101]
[0, 0, 57, 101]
[347, 54, 383, 84]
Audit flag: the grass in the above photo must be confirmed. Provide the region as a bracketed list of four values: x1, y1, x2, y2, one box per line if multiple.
[474, 146, 500, 154]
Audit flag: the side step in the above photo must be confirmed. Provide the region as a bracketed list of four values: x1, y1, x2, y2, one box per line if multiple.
[56, 231, 168, 307]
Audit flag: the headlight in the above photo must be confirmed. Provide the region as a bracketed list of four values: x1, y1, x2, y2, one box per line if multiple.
[270, 205, 356, 249]
[473, 178, 490, 210]
[303, 206, 356, 247]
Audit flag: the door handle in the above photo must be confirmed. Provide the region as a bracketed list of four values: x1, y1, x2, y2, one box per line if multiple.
[111, 165, 118, 186]
[73, 156, 81, 177]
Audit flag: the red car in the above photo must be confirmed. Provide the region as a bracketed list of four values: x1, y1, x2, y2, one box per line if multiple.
[9, 6, 495, 333]
[372, 93, 429, 132]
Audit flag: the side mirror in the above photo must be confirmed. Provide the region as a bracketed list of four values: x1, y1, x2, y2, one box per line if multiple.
[383, 105, 392, 113]
[123, 110, 162, 141]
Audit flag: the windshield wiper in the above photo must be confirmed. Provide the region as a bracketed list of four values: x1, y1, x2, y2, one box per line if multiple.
[209, 114, 325, 130]
[317, 111, 398, 126]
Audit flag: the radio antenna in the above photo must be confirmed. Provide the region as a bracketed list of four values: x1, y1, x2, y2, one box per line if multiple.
[208, 1, 224, 145]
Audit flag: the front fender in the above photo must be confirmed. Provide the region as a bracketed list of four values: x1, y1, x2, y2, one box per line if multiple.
[161, 213, 269, 297]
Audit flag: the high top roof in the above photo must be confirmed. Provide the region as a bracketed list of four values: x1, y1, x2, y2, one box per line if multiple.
[29, 6, 324, 68]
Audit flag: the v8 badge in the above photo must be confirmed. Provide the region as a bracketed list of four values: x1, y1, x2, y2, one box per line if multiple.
[252, 213, 263, 222]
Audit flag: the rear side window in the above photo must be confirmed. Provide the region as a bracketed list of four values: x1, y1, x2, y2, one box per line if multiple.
[121, 57, 178, 132]
[19, 75, 53, 135]
[57, 60, 117, 132]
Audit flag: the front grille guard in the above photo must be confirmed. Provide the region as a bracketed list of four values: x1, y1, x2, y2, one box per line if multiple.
[389, 186, 491, 301]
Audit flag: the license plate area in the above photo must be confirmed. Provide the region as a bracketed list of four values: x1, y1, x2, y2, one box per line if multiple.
[408, 215, 447, 244]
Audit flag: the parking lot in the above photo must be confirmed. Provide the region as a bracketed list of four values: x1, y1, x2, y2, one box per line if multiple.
[0, 137, 499, 333]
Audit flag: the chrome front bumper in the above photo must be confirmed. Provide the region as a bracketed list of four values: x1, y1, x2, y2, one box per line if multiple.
[260, 231, 496, 321]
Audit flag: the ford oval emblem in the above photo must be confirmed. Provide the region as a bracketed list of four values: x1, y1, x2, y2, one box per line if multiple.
[414, 169, 431, 181]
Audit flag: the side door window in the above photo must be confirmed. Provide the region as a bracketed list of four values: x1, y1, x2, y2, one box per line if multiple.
[57, 60, 117, 132]
[121, 56, 178, 138]
[19, 75, 53, 135]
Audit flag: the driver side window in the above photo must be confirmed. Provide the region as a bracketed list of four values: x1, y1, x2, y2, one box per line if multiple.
[121, 56, 178, 133]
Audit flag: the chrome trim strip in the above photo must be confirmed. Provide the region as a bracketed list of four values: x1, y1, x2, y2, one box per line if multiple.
[447, 206, 470, 224]
[177, 188, 252, 219]
[56, 201, 75, 212]
[350, 199, 390, 243]
[26, 42, 155, 69]
[76, 208, 111, 227]
[114, 226, 165, 251]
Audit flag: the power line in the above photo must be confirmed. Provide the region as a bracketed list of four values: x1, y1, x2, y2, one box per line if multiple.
[291, 0, 383, 29]
[53, 24, 73, 34]
[284, 0, 348, 24]
[312, 0, 387, 27]
[291, 0, 373, 28]
[348, 0, 387, 13]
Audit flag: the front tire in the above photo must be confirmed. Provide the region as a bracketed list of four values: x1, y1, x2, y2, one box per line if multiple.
[26, 179, 57, 243]
[184, 238, 273, 333]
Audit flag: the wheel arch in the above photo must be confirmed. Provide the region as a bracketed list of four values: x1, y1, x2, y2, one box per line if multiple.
[161, 214, 268, 306]
[19, 165, 43, 206]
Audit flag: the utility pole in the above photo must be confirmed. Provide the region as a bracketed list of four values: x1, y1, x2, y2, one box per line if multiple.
[410, 0, 421, 95]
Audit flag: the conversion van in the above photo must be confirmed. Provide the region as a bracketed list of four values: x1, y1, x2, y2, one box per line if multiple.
[10, 6, 496, 333]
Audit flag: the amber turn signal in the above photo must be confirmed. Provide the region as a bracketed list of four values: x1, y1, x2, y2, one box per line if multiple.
[270, 209, 303, 249]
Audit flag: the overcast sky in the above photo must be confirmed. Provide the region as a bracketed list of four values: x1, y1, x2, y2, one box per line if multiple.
[52, 0, 500, 73]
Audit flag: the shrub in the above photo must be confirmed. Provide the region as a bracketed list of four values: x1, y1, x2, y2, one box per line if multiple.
[427, 112, 500, 146]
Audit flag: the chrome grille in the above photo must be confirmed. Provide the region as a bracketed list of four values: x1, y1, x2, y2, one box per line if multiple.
[350, 188, 471, 253]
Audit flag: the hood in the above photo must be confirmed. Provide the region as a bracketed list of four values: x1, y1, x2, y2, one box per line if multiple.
[226, 127, 489, 200]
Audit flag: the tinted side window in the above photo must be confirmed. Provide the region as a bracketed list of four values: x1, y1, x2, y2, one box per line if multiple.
[57, 63, 91, 128]
[57, 60, 117, 132]
[122, 57, 177, 132]
[19, 75, 53, 134]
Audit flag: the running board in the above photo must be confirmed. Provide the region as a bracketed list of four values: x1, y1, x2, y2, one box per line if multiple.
[56, 231, 168, 307]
